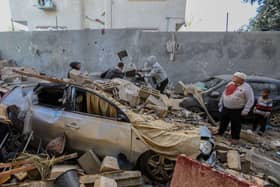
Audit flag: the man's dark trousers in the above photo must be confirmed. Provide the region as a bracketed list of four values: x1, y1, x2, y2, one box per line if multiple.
[218, 107, 243, 140]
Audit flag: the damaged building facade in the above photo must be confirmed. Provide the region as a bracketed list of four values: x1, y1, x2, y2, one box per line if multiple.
[7, 0, 186, 31]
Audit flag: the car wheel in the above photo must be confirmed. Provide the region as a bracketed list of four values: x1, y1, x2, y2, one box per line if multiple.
[138, 150, 175, 183]
[270, 111, 280, 127]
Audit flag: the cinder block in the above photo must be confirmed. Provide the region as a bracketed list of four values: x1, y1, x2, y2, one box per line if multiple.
[100, 156, 120, 173]
[227, 150, 241, 170]
[78, 150, 101, 174]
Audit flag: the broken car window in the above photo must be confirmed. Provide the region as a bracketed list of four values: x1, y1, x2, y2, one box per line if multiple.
[36, 86, 65, 108]
[194, 78, 222, 91]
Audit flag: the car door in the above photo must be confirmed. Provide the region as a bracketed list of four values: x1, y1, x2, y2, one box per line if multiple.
[31, 84, 69, 143]
[62, 86, 132, 160]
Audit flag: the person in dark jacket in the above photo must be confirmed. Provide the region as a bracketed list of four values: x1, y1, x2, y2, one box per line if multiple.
[101, 62, 125, 79]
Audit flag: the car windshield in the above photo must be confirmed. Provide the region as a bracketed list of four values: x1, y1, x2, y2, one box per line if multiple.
[194, 77, 223, 91]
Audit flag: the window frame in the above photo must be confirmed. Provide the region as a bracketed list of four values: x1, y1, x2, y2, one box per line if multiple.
[248, 81, 279, 97]
[33, 84, 69, 110]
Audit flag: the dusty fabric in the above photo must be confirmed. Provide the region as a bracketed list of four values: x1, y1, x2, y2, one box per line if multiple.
[125, 111, 200, 158]
[83, 87, 201, 158]
[86, 93, 117, 118]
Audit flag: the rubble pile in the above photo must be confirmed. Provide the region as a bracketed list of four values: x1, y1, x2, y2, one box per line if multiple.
[0, 59, 41, 98]
[0, 68, 279, 186]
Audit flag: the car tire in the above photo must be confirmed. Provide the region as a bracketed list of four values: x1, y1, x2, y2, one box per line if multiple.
[138, 150, 175, 183]
[269, 111, 280, 127]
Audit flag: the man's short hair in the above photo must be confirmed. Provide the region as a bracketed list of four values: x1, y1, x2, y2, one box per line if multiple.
[118, 62, 124, 68]
[262, 88, 270, 94]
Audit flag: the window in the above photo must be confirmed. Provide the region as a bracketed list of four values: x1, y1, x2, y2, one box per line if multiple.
[250, 82, 278, 97]
[73, 89, 119, 120]
[37, 0, 55, 10]
[194, 78, 223, 91]
[36, 85, 66, 108]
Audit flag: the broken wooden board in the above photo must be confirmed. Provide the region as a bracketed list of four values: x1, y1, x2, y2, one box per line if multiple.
[0, 153, 78, 178]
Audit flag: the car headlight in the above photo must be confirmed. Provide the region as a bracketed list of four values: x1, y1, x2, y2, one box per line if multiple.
[200, 141, 213, 155]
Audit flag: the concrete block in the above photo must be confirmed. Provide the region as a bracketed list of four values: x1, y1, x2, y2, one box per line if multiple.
[100, 156, 120, 173]
[227, 150, 241, 171]
[78, 150, 101, 174]
[94, 176, 117, 187]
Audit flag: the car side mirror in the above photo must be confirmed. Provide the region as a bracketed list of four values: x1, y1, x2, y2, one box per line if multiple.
[210, 91, 220, 98]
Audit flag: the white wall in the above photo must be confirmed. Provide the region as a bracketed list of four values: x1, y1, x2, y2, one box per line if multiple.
[9, 0, 186, 31]
[106, 0, 186, 31]
[0, 0, 12, 31]
[10, 0, 83, 30]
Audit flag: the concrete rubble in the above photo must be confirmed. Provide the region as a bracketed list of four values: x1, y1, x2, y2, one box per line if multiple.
[0, 64, 279, 187]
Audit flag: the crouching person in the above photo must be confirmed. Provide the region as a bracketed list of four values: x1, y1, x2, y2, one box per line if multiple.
[252, 88, 273, 135]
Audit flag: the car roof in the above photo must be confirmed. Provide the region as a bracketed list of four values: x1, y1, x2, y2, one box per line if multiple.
[214, 74, 280, 83]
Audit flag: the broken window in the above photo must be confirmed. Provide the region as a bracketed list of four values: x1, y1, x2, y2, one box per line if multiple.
[37, 0, 55, 9]
[73, 88, 118, 119]
[35, 85, 66, 108]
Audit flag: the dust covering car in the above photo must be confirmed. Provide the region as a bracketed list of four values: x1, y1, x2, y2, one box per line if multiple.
[0, 83, 215, 182]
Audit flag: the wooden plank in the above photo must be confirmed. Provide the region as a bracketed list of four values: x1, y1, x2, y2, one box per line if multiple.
[0, 153, 78, 178]
[12, 69, 103, 90]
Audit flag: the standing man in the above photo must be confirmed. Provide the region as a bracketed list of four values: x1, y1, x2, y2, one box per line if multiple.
[216, 72, 254, 144]
[144, 56, 169, 93]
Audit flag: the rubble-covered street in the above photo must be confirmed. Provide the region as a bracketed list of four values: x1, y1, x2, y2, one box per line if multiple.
[0, 57, 279, 187]
[0, 0, 279, 185]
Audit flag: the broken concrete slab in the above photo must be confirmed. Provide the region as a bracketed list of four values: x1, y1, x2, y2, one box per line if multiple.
[100, 156, 120, 173]
[78, 150, 101, 174]
[94, 176, 117, 187]
[246, 149, 280, 180]
[227, 150, 241, 171]
[80, 171, 143, 187]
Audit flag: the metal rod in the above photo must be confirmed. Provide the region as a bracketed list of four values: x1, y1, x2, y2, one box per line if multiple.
[226, 12, 229, 32]
[22, 131, 33, 153]
[0, 133, 9, 149]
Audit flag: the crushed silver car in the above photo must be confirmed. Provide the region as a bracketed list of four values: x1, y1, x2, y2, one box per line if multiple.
[0, 83, 215, 182]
